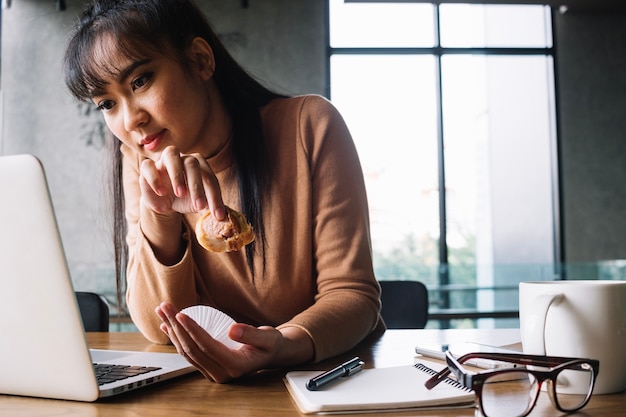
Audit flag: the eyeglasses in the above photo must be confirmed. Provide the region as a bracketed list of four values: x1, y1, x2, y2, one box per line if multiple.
[424, 351, 599, 417]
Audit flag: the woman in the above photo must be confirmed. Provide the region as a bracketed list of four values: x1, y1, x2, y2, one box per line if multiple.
[64, 0, 383, 382]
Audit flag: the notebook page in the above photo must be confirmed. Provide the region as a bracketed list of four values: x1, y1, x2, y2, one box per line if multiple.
[284, 361, 475, 414]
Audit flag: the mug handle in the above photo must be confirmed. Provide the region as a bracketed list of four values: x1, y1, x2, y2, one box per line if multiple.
[521, 292, 564, 354]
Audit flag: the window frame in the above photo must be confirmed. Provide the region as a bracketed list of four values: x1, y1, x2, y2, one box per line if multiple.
[325, 2, 563, 327]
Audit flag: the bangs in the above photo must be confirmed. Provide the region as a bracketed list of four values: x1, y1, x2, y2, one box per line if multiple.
[65, 30, 166, 102]
[63, 4, 174, 102]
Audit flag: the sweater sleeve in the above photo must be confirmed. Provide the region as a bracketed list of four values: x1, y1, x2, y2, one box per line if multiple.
[121, 145, 199, 343]
[276, 96, 384, 361]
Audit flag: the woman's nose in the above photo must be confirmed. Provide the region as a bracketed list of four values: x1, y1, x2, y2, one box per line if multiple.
[123, 101, 149, 131]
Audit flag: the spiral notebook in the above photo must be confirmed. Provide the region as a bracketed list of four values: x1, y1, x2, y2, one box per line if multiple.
[284, 361, 475, 414]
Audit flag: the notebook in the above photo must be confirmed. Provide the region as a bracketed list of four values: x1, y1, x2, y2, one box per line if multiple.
[284, 361, 475, 414]
[0, 154, 196, 401]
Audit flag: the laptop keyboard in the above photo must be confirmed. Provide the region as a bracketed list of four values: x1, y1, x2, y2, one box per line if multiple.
[93, 363, 162, 386]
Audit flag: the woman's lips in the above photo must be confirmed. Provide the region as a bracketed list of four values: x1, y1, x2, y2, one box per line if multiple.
[141, 130, 165, 151]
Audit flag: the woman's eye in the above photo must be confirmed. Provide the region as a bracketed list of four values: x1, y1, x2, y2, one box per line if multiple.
[132, 73, 153, 90]
[96, 100, 115, 111]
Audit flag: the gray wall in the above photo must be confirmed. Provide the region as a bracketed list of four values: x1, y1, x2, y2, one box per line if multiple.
[0, 1, 624, 298]
[0, 0, 325, 294]
[555, 11, 626, 263]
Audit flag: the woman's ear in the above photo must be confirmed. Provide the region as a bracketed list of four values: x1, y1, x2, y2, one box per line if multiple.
[188, 37, 215, 80]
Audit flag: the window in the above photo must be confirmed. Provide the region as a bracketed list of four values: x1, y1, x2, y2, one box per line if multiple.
[329, 1, 558, 328]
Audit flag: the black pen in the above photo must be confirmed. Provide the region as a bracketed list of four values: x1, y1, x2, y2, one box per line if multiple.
[305, 357, 364, 391]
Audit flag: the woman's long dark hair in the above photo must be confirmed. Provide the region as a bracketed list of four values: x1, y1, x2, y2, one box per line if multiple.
[64, 0, 285, 312]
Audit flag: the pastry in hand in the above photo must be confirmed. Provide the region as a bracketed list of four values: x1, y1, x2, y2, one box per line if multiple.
[195, 206, 255, 252]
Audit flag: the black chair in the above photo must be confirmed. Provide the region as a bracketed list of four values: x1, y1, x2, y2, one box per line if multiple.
[379, 280, 429, 329]
[75, 291, 110, 332]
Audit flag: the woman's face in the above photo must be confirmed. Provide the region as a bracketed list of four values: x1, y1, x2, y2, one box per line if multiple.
[90, 37, 227, 160]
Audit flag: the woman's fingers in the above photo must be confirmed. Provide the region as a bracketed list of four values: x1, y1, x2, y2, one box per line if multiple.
[155, 303, 184, 350]
[139, 159, 175, 213]
[160, 146, 187, 198]
[190, 153, 225, 220]
[157, 302, 234, 381]
[156, 304, 205, 371]
[181, 156, 207, 212]
[138, 146, 225, 215]
[139, 158, 168, 197]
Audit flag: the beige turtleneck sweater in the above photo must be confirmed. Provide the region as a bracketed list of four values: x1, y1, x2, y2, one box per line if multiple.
[123, 95, 383, 362]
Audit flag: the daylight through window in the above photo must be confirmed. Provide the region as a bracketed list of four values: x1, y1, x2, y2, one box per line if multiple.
[328, 1, 558, 328]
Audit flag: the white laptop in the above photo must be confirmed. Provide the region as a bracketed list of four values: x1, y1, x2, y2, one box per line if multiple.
[0, 154, 196, 401]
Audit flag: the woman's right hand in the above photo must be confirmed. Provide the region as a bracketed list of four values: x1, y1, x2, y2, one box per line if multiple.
[155, 302, 315, 383]
[139, 145, 226, 220]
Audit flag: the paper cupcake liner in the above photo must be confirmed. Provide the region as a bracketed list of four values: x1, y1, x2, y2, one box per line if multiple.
[180, 305, 243, 349]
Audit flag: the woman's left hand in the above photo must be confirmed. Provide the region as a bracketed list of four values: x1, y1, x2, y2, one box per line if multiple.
[155, 302, 314, 382]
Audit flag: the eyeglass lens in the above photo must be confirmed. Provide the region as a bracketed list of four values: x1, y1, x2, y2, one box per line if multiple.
[550, 365, 594, 410]
[479, 363, 594, 417]
[481, 371, 539, 417]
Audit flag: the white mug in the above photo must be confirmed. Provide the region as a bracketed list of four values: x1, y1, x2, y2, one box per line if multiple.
[519, 280, 626, 394]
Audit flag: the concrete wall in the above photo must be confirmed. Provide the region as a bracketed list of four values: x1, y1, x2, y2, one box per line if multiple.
[0, 0, 325, 296]
[555, 11, 626, 263]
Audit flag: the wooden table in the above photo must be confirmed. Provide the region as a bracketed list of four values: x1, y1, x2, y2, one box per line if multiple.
[0, 329, 624, 416]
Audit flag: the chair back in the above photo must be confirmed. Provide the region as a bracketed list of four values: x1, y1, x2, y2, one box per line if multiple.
[75, 292, 110, 332]
[379, 280, 428, 329]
